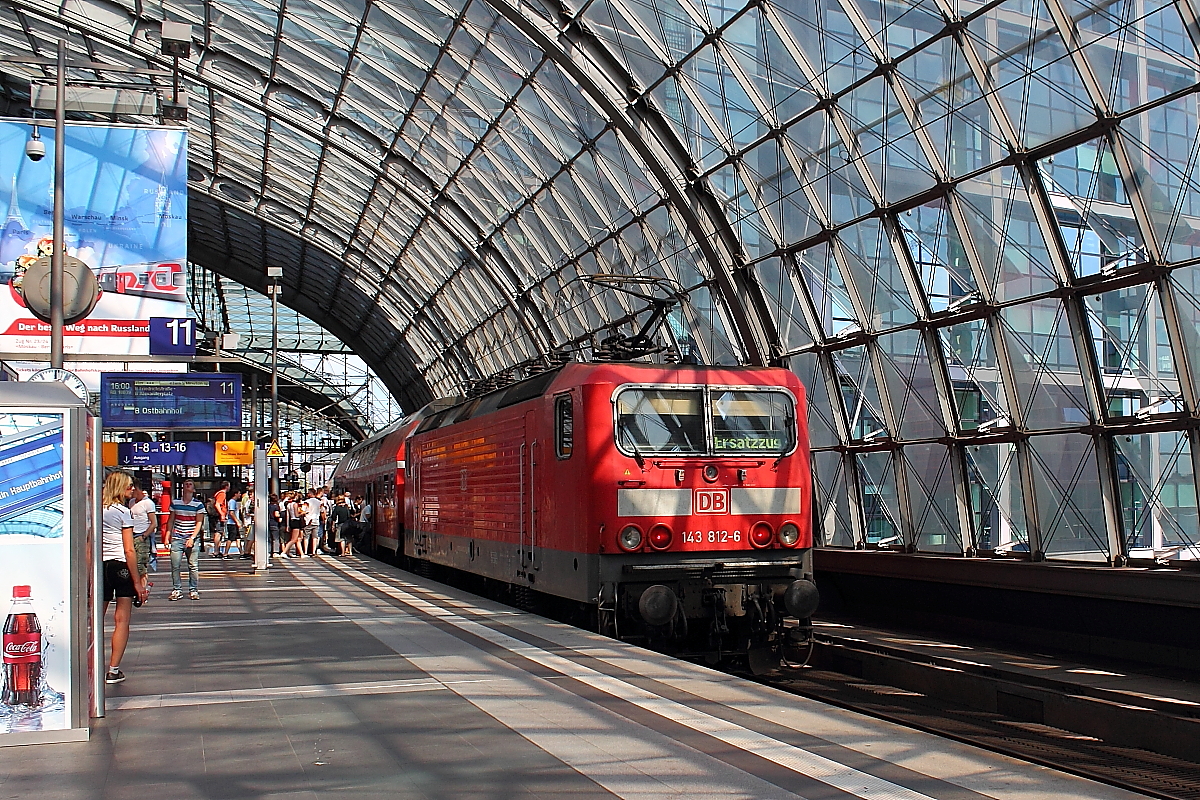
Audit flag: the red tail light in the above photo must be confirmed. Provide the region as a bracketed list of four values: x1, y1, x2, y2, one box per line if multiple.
[648, 524, 672, 550]
[750, 522, 774, 548]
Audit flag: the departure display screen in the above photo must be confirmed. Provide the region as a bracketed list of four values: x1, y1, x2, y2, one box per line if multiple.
[100, 373, 242, 429]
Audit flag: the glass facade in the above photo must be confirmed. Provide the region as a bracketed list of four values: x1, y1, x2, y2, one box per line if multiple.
[7, 0, 1200, 563]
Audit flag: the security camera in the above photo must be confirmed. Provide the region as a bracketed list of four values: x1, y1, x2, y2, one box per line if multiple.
[25, 127, 44, 162]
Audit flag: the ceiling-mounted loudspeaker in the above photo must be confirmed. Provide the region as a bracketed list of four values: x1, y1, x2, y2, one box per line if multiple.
[19, 256, 101, 325]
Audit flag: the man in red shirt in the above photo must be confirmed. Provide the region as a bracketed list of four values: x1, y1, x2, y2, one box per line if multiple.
[157, 481, 173, 546]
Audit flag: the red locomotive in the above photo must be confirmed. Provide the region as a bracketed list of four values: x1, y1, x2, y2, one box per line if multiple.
[333, 361, 819, 659]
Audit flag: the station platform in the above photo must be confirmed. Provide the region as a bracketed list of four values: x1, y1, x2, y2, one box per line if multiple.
[0, 554, 1153, 800]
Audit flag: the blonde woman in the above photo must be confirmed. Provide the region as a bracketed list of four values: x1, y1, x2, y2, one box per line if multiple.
[101, 470, 149, 684]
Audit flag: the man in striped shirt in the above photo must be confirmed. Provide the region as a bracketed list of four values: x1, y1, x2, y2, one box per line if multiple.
[166, 480, 205, 600]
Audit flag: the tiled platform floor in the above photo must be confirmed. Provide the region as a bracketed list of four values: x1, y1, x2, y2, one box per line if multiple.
[0, 554, 1151, 799]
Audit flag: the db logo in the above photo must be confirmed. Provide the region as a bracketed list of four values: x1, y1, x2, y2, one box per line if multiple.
[694, 488, 728, 514]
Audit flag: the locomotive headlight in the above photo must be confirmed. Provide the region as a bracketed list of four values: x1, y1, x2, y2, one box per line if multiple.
[778, 522, 800, 547]
[618, 525, 643, 551]
[702, 464, 720, 482]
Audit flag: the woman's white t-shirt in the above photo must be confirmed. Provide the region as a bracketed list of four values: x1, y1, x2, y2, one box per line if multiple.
[102, 503, 134, 562]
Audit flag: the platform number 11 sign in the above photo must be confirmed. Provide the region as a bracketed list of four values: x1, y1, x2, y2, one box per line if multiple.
[148, 317, 197, 356]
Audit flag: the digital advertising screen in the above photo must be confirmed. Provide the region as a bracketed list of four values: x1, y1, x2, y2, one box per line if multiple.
[0, 412, 72, 736]
[0, 119, 188, 357]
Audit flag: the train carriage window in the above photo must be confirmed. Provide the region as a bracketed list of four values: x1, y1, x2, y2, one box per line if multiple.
[555, 394, 573, 459]
[615, 389, 705, 455]
[711, 390, 795, 454]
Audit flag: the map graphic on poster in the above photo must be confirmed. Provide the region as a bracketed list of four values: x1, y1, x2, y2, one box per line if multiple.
[0, 413, 70, 735]
[0, 120, 187, 356]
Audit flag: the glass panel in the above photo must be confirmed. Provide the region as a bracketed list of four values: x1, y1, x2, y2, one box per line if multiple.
[833, 345, 889, 440]
[875, 329, 946, 440]
[1169, 264, 1200, 410]
[998, 298, 1091, 429]
[858, 450, 903, 545]
[965, 441, 1028, 552]
[1084, 284, 1183, 418]
[1067, 0, 1197, 114]
[903, 443, 962, 553]
[710, 390, 796, 454]
[1117, 97, 1200, 264]
[1028, 433, 1108, 561]
[1038, 137, 1147, 278]
[894, 36, 1008, 178]
[814, 450, 856, 547]
[955, 166, 1060, 302]
[1114, 431, 1200, 559]
[782, 111, 877, 226]
[722, 5, 820, 127]
[742, 137, 824, 247]
[841, 76, 938, 204]
[836, 217, 918, 330]
[615, 388, 706, 454]
[789, 351, 841, 449]
[753, 256, 815, 353]
[899, 196, 979, 313]
[794, 241, 858, 338]
[938, 317, 1011, 430]
[966, 0, 1098, 148]
[769, 0, 872, 96]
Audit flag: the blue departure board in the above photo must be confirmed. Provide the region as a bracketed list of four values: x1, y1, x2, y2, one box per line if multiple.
[101, 373, 242, 429]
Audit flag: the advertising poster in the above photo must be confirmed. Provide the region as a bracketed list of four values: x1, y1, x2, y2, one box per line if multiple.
[0, 412, 71, 735]
[0, 120, 188, 356]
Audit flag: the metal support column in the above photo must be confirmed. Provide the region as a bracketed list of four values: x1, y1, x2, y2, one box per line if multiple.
[50, 39, 65, 370]
[253, 446, 269, 572]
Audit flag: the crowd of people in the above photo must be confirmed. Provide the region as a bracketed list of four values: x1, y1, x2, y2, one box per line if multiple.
[100, 471, 372, 686]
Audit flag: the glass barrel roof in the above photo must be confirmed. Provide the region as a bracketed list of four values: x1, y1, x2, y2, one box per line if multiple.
[2, 0, 1200, 563]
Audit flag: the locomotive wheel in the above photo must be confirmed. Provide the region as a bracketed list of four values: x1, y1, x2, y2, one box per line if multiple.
[747, 645, 781, 675]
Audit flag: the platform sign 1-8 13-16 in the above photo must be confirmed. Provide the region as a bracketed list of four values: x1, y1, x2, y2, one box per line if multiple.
[100, 373, 242, 429]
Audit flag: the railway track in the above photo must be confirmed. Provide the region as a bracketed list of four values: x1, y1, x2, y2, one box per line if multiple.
[748, 650, 1200, 800]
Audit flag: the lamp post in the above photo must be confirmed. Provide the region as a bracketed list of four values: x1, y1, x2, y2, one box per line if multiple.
[268, 266, 282, 495]
[50, 39, 65, 369]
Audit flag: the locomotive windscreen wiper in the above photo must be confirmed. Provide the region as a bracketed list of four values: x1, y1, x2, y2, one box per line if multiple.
[618, 417, 645, 468]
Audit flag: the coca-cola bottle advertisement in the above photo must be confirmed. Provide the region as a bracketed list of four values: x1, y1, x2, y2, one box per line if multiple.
[0, 412, 70, 735]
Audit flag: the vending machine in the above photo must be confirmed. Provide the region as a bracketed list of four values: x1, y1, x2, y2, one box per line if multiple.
[0, 381, 93, 745]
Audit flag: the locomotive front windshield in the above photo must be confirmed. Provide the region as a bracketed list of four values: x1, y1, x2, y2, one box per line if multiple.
[616, 389, 706, 454]
[616, 387, 795, 455]
[711, 390, 794, 454]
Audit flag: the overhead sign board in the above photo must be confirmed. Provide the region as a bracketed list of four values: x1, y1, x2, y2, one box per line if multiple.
[100, 373, 241, 429]
[214, 440, 253, 465]
[116, 441, 214, 466]
[147, 317, 196, 356]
